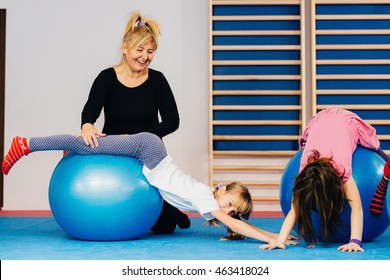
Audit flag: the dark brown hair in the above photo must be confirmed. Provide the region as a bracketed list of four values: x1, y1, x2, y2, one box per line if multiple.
[293, 150, 345, 246]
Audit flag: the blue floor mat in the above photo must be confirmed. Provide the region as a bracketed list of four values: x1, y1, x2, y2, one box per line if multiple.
[0, 217, 389, 260]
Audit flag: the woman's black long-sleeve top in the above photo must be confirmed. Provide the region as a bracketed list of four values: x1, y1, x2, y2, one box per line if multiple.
[81, 67, 180, 138]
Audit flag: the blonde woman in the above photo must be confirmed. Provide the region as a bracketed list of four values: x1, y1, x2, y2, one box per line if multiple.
[80, 11, 184, 233]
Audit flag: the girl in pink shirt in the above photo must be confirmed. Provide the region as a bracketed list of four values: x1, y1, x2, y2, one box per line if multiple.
[261, 108, 390, 252]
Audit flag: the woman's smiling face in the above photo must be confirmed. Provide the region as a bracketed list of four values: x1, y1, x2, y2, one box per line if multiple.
[124, 40, 155, 72]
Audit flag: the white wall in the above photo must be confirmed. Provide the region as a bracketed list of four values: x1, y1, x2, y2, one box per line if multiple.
[2, 0, 210, 210]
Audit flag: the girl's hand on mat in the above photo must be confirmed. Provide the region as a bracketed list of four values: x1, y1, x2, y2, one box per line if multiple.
[287, 234, 298, 240]
[337, 242, 364, 253]
[284, 238, 299, 245]
[259, 241, 286, 250]
[272, 233, 298, 245]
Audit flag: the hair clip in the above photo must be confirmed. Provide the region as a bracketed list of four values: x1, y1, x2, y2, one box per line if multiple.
[135, 20, 145, 27]
[215, 182, 227, 190]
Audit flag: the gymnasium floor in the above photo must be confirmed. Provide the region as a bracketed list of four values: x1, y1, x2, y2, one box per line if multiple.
[1, 212, 389, 260]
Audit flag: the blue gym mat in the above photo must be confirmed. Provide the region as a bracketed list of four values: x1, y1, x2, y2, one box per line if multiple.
[0, 217, 389, 260]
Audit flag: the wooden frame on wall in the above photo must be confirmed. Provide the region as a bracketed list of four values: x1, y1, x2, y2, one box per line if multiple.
[311, 0, 390, 152]
[209, 0, 306, 211]
[209, 0, 390, 212]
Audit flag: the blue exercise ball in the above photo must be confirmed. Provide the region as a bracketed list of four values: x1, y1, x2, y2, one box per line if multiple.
[280, 146, 390, 243]
[49, 152, 163, 241]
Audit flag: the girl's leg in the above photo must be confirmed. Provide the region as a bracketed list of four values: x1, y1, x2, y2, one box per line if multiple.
[2, 132, 167, 175]
[30, 132, 167, 168]
[151, 201, 178, 234]
[369, 159, 390, 218]
[376, 147, 390, 161]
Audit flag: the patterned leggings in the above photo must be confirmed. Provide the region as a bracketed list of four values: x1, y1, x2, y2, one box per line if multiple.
[29, 132, 167, 169]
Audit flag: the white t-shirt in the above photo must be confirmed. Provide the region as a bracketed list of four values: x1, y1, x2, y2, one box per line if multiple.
[142, 156, 220, 220]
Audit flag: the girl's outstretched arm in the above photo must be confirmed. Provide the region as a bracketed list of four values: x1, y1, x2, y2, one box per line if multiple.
[259, 206, 297, 250]
[211, 210, 298, 245]
[245, 221, 298, 243]
[338, 177, 364, 252]
[211, 210, 275, 243]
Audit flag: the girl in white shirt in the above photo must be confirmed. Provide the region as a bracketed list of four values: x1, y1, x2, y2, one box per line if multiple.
[3, 132, 297, 244]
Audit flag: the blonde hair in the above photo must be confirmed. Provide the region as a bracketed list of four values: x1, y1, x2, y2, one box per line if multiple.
[206, 182, 253, 240]
[122, 11, 160, 53]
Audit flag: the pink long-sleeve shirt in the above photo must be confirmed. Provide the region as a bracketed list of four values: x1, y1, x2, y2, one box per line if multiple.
[299, 108, 380, 182]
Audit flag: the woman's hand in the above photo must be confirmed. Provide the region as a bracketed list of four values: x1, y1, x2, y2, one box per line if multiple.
[78, 123, 106, 147]
[337, 242, 364, 252]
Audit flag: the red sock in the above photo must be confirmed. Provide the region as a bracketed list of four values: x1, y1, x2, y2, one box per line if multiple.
[369, 161, 390, 218]
[2, 136, 31, 175]
[383, 159, 390, 179]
